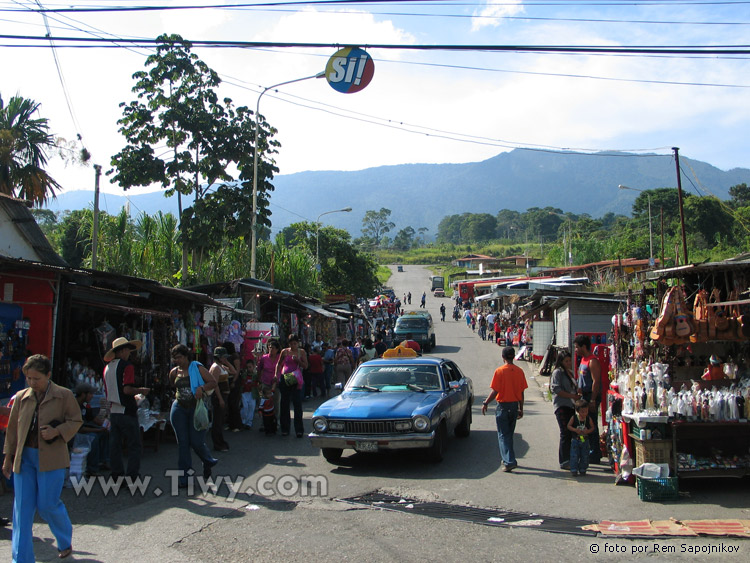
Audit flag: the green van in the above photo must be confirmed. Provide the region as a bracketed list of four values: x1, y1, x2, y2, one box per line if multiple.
[393, 311, 436, 352]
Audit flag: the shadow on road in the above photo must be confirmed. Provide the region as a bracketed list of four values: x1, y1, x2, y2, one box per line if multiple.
[327, 429, 500, 479]
[429, 345, 461, 354]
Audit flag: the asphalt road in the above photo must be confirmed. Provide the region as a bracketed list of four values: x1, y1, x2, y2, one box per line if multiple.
[1, 264, 749, 562]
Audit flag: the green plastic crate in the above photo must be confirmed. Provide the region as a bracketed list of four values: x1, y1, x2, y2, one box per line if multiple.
[636, 476, 679, 502]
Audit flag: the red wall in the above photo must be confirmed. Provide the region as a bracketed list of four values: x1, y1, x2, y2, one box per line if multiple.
[0, 271, 56, 358]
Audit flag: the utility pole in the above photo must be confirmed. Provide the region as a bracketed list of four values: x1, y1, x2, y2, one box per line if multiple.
[660, 207, 665, 267]
[673, 147, 689, 265]
[91, 164, 101, 270]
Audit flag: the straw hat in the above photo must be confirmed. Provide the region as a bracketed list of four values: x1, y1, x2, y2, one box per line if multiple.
[104, 337, 143, 362]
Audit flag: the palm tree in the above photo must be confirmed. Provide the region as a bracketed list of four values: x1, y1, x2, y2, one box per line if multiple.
[0, 94, 61, 204]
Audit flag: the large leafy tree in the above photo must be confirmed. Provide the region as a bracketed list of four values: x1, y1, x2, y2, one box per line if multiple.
[361, 208, 395, 246]
[0, 95, 61, 204]
[110, 34, 278, 282]
[280, 221, 379, 296]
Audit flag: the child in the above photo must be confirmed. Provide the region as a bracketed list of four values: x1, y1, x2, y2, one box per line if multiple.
[259, 386, 277, 435]
[240, 360, 258, 429]
[567, 399, 594, 476]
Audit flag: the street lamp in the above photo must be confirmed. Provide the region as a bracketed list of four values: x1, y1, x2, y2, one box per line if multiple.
[250, 71, 326, 279]
[316, 207, 353, 271]
[619, 185, 654, 267]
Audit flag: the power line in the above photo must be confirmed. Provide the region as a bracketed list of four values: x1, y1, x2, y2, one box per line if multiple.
[4, 0, 750, 14]
[24, 1, 85, 139]
[3, 33, 750, 55]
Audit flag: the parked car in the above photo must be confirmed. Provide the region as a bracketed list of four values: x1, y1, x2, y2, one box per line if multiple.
[433, 288, 445, 298]
[309, 353, 473, 463]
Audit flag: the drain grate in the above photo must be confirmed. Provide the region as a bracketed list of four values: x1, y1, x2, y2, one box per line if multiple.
[339, 492, 597, 537]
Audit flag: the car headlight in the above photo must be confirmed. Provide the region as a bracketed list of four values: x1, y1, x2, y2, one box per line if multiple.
[394, 421, 412, 431]
[412, 415, 430, 432]
[313, 417, 328, 433]
[329, 421, 345, 432]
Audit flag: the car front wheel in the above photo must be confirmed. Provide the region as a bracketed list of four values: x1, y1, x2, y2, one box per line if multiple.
[428, 423, 447, 463]
[322, 448, 343, 463]
[455, 405, 471, 438]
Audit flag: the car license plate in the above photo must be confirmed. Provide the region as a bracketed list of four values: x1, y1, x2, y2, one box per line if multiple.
[355, 441, 378, 452]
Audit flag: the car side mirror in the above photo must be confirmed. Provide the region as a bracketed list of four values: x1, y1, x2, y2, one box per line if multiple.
[448, 381, 460, 391]
[334, 383, 343, 390]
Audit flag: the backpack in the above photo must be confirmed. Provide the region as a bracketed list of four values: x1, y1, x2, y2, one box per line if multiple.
[335, 347, 352, 367]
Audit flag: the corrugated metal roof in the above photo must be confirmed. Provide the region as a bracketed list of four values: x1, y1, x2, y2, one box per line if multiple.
[0, 194, 68, 267]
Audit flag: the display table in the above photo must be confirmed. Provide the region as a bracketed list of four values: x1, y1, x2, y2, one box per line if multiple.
[671, 421, 750, 479]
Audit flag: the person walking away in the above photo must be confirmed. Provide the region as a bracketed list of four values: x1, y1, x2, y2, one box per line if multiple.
[334, 341, 354, 389]
[567, 400, 594, 476]
[470, 314, 477, 332]
[3, 355, 83, 561]
[481, 347, 528, 472]
[487, 312, 496, 340]
[275, 335, 308, 437]
[550, 350, 581, 470]
[420, 292, 426, 308]
[478, 313, 487, 340]
[407, 292, 412, 305]
[374, 334, 388, 358]
[440, 303, 446, 322]
[240, 359, 258, 429]
[573, 335, 602, 464]
[209, 347, 235, 452]
[103, 337, 149, 481]
[168, 345, 220, 486]
[308, 347, 326, 398]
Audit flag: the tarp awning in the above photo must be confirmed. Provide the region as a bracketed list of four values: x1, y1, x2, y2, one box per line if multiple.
[301, 303, 348, 320]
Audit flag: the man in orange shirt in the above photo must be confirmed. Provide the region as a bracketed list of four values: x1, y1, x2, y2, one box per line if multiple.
[481, 346, 528, 472]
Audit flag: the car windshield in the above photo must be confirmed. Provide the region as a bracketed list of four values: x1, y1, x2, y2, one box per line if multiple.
[349, 364, 442, 391]
[396, 319, 428, 329]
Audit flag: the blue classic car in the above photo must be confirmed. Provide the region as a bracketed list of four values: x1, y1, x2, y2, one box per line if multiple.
[309, 356, 473, 463]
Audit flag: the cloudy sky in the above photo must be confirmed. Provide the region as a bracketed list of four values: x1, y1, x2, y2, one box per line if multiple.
[4, 0, 750, 200]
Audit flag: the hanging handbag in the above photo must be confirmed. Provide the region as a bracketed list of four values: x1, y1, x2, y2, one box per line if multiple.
[194, 398, 210, 431]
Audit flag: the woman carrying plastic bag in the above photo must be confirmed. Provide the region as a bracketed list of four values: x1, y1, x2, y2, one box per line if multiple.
[168, 345, 220, 488]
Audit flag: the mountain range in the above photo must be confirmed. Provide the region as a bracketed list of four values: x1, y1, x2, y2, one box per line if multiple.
[45, 149, 750, 236]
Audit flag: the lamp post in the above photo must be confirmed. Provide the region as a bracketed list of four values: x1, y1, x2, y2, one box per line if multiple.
[316, 207, 353, 272]
[619, 184, 654, 267]
[250, 71, 326, 279]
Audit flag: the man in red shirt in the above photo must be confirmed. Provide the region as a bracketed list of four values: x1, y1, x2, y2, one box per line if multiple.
[481, 346, 528, 472]
[401, 333, 422, 354]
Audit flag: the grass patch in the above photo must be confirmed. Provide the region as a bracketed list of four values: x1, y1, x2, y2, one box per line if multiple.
[376, 265, 392, 285]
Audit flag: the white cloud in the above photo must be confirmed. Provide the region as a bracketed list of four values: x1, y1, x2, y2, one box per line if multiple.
[472, 0, 525, 32]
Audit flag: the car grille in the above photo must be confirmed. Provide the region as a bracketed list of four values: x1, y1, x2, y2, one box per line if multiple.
[340, 419, 412, 434]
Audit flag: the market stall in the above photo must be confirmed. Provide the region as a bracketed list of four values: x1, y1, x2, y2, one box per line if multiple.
[606, 259, 750, 498]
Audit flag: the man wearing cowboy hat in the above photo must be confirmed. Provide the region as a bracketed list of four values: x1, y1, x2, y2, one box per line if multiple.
[103, 337, 150, 480]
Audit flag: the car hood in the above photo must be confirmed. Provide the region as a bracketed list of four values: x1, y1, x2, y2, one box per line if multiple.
[314, 391, 443, 419]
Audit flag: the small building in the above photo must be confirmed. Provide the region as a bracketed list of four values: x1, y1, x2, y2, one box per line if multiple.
[452, 254, 504, 269]
[521, 289, 623, 363]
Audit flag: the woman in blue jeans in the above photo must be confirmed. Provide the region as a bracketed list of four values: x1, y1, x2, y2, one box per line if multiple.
[169, 345, 219, 486]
